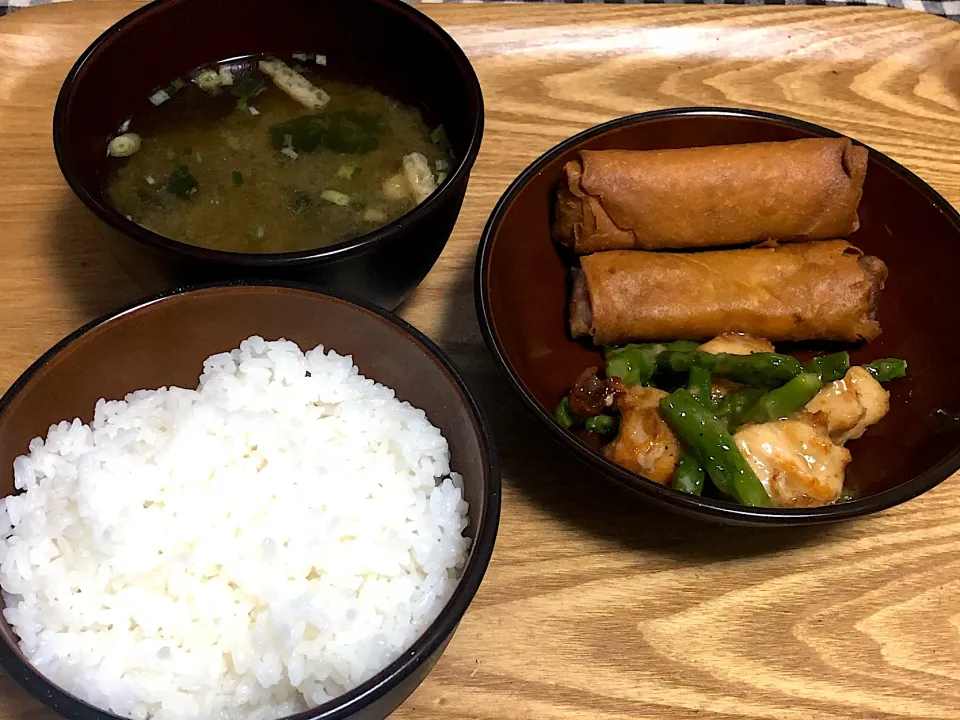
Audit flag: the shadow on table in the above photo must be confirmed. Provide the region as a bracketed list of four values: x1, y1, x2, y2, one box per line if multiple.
[49, 190, 143, 321]
[433, 260, 838, 562]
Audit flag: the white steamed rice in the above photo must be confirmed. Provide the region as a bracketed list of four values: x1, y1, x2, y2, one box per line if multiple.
[0, 336, 470, 720]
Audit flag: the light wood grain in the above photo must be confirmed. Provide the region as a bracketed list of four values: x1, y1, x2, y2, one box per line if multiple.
[2, 2, 960, 718]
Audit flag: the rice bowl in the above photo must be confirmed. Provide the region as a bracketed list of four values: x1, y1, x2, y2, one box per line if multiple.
[0, 335, 472, 720]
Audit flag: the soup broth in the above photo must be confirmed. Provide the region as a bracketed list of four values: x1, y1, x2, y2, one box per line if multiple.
[104, 55, 450, 253]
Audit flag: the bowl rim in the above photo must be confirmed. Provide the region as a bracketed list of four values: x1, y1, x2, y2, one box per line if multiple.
[51, 0, 485, 268]
[476, 105, 960, 526]
[0, 279, 501, 719]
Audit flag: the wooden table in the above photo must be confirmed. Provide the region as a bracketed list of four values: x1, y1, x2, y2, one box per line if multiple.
[3, 2, 960, 718]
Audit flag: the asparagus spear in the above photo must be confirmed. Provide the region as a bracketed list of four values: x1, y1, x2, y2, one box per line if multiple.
[659, 389, 771, 507]
[553, 397, 579, 429]
[687, 366, 713, 409]
[673, 455, 706, 496]
[803, 351, 850, 383]
[658, 350, 802, 389]
[741, 372, 824, 425]
[715, 387, 765, 431]
[604, 344, 664, 387]
[585, 414, 619, 435]
[863, 358, 907, 383]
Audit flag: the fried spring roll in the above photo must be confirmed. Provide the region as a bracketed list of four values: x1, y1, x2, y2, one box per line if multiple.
[554, 138, 869, 253]
[569, 241, 887, 344]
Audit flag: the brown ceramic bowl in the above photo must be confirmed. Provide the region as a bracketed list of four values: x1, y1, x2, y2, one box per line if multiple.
[477, 107, 960, 527]
[53, 0, 483, 311]
[0, 282, 500, 720]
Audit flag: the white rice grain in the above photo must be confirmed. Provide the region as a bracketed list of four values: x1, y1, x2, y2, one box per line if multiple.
[0, 337, 470, 720]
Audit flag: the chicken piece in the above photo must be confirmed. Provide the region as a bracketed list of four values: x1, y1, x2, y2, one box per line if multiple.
[734, 419, 851, 507]
[699, 333, 775, 400]
[698, 333, 775, 356]
[805, 366, 890, 445]
[603, 387, 680, 485]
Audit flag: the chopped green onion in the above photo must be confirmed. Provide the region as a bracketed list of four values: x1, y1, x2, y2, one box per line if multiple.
[337, 165, 357, 180]
[196, 69, 221, 92]
[320, 189, 350, 206]
[148, 89, 170, 106]
[436, 171, 448, 184]
[430, 125, 449, 146]
[231, 171, 244, 186]
[107, 133, 141, 158]
[163, 79, 185, 98]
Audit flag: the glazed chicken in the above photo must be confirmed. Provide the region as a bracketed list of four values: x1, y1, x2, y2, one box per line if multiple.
[805, 366, 890, 445]
[602, 386, 680, 485]
[734, 417, 851, 507]
[698, 333, 775, 356]
[560, 331, 899, 508]
[734, 367, 889, 507]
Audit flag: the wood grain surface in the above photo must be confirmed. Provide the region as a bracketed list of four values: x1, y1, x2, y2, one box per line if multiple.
[3, 2, 960, 718]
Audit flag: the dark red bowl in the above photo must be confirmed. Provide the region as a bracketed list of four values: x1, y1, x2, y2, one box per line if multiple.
[53, 0, 483, 311]
[476, 107, 960, 527]
[0, 282, 500, 720]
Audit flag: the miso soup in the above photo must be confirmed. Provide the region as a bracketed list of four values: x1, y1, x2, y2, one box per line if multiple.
[104, 54, 452, 253]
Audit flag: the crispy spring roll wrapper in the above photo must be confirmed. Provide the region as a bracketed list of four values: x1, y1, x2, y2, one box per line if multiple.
[554, 138, 869, 253]
[569, 241, 887, 344]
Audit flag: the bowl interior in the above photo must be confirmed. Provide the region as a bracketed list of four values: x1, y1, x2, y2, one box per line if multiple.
[56, 0, 481, 257]
[482, 110, 960, 509]
[0, 285, 495, 715]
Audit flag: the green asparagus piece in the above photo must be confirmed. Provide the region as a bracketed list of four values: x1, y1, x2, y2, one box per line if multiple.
[803, 351, 850, 383]
[553, 397, 579, 429]
[673, 455, 706, 496]
[656, 349, 701, 374]
[742, 372, 824, 425]
[658, 350, 802, 389]
[604, 344, 663, 387]
[835, 488, 859, 504]
[709, 352, 803, 388]
[664, 340, 700, 352]
[687, 366, 713, 409]
[585, 414, 619, 435]
[863, 358, 907, 383]
[715, 387, 765, 431]
[659, 389, 771, 507]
